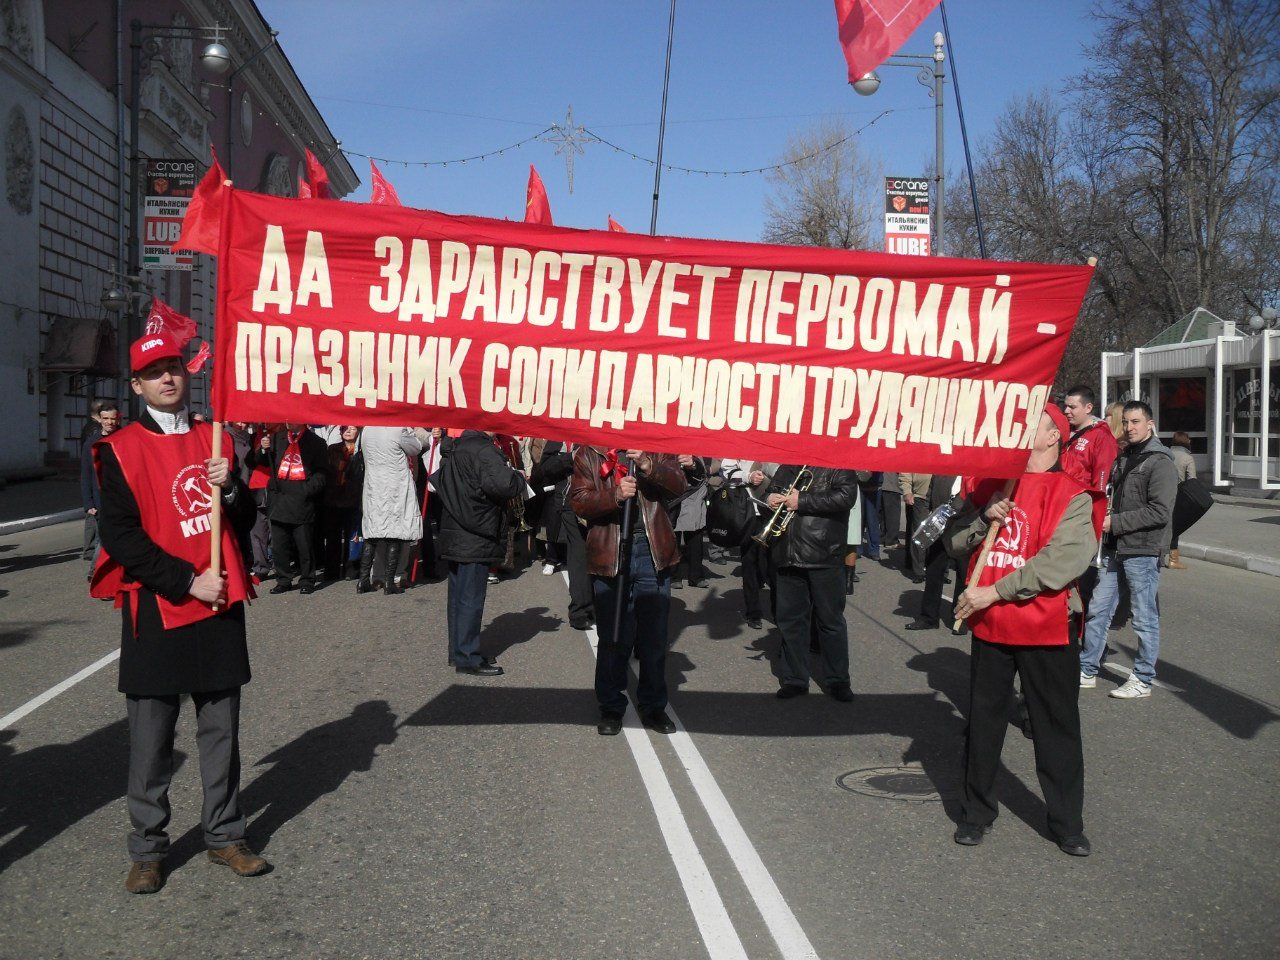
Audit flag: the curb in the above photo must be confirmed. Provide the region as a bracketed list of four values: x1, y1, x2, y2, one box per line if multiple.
[1177, 541, 1280, 578]
[0, 509, 83, 536]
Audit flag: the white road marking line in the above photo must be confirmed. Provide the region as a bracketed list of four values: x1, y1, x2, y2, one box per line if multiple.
[0, 648, 120, 731]
[569, 571, 819, 959]
[582, 625, 749, 960]
[666, 717, 821, 960]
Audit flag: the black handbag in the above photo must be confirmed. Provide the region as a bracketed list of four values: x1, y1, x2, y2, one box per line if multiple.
[1171, 476, 1213, 539]
[706, 484, 757, 548]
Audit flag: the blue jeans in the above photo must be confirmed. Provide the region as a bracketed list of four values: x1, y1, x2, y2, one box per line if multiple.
[593, 534, 671, 716]
[447, 561, 490, 668]
[858, 488, 881, 559]
[1080, 553, 1161, 684]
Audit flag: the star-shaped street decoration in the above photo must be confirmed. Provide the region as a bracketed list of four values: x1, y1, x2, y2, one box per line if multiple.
[539, 106, 593, 194]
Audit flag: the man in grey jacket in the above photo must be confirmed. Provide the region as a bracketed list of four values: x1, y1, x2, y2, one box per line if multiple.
[1079, 401, 1178, 699]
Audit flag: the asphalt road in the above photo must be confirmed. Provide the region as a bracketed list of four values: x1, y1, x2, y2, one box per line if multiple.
[1, 521, 1277, 960]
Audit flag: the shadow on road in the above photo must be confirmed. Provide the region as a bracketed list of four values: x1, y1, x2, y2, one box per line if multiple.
[480, 607, 560, 660]
[0, 546, 82, 577]
[0, 619, 76, 650]
[166, 700, 400, 866]
[0, 720, 186, 871]
[1110, 641, 1279, 739]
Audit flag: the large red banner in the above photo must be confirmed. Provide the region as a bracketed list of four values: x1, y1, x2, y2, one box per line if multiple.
[212, 190, 1092, 476]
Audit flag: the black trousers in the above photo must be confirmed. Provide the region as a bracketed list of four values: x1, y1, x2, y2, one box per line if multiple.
[674, 529, 706, 583]
[559, 511, 594, 626]
[322, 505, 361, 580]
[740, 539, 771, 621]
[881, 490, 903, 547]
[906, 499, 931, 574]
[775, 565, 849, 688]
[961, 634, 1085, 840]
[271, 520, 314, 586]
[919, 541, 963, 624]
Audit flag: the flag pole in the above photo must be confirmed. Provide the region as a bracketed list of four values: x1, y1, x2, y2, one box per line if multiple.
[939, 0, 987, 258]
[209, 423, 224, 610]
[648, 0, 677, 235]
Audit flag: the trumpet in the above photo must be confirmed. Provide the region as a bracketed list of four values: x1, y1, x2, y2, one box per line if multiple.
[752, 466, 814, 546]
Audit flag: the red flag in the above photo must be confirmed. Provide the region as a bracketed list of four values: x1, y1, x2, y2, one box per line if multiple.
[524, 165, 552, 225]
[186, 340, 212, 373]
[171, 149, 229, 256]
[304, 148, 331, 199]
[297, 177, 312, 200]
[607, 215, 626, 232]
[369, 160, 402, 206]
[834, 0, 940, 83]
[144, 297, 197, 347]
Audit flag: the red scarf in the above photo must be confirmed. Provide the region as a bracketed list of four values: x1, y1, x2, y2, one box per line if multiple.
[600, 448, 629, 482]
[277, 431, 307, 480]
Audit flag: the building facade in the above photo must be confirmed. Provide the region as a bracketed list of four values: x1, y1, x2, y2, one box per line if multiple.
[0, 0, 357, 473]
[1101, 311, 1280, 496]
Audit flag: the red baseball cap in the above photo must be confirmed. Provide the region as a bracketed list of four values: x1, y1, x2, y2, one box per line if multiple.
[130, 333, 183, 373]
[1044, 402, 1070, 439]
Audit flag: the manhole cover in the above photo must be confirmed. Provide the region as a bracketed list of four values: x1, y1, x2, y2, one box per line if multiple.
[836, 765, 958, 802]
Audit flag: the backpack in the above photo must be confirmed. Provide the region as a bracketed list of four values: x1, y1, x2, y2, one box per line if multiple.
[706, 484, 757, 548]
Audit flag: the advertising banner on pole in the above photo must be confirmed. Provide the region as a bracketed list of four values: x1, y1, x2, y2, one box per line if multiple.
[143, 159, 198, 270]
[209, 189, 1093, 477]
[884, 176, 932, 257]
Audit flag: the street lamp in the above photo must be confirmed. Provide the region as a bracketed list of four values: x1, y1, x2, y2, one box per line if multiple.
[851, 32, 946, 255]
[1247, 307, 1279, 332]
[199, 27, 280, 173]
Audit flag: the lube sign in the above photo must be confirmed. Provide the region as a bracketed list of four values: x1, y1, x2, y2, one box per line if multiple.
[144, 160, 198, 270]
[884, 176, 931, 257]
[211, 190, 1093, 477]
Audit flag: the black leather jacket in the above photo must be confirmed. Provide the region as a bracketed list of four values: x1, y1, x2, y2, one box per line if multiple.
[765, 465, 856, 568]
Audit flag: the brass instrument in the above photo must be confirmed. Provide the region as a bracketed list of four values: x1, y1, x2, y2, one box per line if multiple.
[512, 491, 532, 533]
[752, 466, 814, 546]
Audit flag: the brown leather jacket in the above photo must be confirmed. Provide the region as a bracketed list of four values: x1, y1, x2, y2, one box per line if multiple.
[570, 447, 685, 576]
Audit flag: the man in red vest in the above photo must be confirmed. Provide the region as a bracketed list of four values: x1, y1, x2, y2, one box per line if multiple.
[945, 403, 1103, 857]
[93, 333, 268, 894]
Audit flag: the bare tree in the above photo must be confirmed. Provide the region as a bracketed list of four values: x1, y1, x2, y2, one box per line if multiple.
[761, 119, 878, 249]
[948, 0, 1280, 389]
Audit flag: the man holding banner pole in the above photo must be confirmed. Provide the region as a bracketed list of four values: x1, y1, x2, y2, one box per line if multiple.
[571, 448, 685, 737]
[92, 333, 267, 893]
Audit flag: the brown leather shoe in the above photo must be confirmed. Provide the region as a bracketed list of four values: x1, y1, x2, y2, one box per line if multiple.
[125, 860, 164, 894]
[206, 841, 269, 877]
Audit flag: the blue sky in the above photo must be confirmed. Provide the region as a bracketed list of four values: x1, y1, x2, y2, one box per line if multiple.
[266, 1, 1099, 245]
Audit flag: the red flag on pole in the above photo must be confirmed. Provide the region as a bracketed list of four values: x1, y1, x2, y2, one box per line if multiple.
[170, 149, 229, 256]
[369, 160, 402, 206]
[144, 297, 198, 347]
[834, 0, 940, 82]
[524, 165, 552, 225]
[607, 215, 626, 232]
[297, 177, 312, 200]
[304, 148, 331, 199]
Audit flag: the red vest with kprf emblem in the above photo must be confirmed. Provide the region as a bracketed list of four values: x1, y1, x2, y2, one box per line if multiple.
[89, 422, 251, 629]
[961, 471, 1090, 647]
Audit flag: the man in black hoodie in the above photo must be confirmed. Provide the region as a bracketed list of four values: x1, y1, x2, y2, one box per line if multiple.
[433, 430, 524, 676]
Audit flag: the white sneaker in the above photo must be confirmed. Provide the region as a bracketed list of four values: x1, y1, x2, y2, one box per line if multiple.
[487, 573, 500, 584]
[1079, 672, 1096, 689]
[541, 562, 556, 576]
[1109, 676, 1151, 699]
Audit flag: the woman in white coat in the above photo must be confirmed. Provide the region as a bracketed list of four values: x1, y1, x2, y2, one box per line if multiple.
[357, 426, 423, 595]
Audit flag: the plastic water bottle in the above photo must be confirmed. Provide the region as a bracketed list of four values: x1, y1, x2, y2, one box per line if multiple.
[911, 500, 957, 554]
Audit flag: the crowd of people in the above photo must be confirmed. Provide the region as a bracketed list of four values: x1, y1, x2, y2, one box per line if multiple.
[88, 331, 1195, 892]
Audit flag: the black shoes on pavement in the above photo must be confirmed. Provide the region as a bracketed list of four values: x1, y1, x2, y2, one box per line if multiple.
[456, 662, 504, 676]
[642, 710, 676, 734]
[1057, 834, 1092, 857]
[953, 823, 992, 846]
[269, 582, 294, 594]
[597, 713, 623, 736]
[905, 617, 938, 631]
[827, 682, 854, 702]
[776, 684, 809, 699]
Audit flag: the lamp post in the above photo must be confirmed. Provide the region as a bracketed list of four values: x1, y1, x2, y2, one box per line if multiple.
[125, 19, 229, 405]
[201, 28, 279, 174]
[851, 32, 946, 255]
